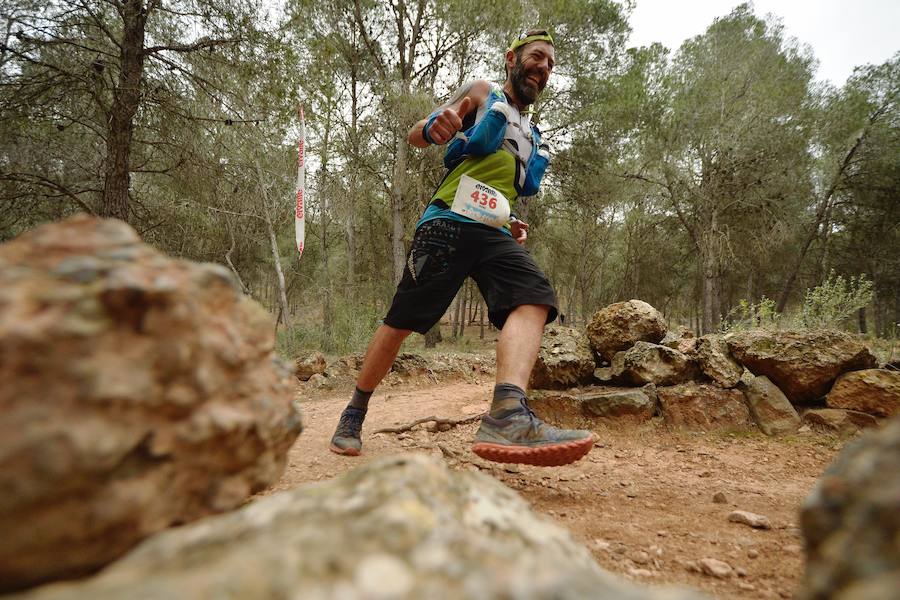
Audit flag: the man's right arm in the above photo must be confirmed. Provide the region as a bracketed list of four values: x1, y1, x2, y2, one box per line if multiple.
[408, 80, 490, 148]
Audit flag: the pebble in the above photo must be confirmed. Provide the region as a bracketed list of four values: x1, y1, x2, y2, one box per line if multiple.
[736, 567, 748, 577]
[683, 560, 700, 573]
[737, 582, 757, 591]
[783, 544, 803, 555]
[748, 549, 759, 559]
[713, 492, 728, 504]
[628, 568, 654, 577]
[656, 530, 668, 537]
[631, 551, 651, 565]
[594, 539, 611, 551]
[699, 558, 734, 579]
[728, 510, 772, 529]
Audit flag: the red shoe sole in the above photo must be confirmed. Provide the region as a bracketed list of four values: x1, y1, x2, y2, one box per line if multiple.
[471, 436, 593, 467]
[329, 444, 360, 456]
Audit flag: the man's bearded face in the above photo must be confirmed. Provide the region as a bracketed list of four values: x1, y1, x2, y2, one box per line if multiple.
[510, 52, 548, 105]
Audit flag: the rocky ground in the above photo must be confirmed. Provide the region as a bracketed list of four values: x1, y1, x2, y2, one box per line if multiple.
[265, 365, 847, 600]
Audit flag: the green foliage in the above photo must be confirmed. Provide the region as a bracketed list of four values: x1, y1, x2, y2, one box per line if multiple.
[720, 297, 782, 333]
[721, 272, 875, 333]
[276, 295, 383, 358]
[797, 271, 875, 330]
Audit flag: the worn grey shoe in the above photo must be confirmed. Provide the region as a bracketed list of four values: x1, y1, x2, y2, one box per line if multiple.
[472, 398, 593, 467]
[329, 406, 366, 456]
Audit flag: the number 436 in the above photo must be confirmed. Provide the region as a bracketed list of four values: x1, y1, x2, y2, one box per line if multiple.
[470, 191, 497, 209]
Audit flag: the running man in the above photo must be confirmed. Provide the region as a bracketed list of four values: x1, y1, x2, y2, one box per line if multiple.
[329, 29, 593, 467]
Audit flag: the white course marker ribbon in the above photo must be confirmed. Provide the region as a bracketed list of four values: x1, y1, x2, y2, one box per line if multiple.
[295, 106, 306, 257]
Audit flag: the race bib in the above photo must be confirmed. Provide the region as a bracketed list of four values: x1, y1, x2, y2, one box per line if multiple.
[451, 174, 511, 228]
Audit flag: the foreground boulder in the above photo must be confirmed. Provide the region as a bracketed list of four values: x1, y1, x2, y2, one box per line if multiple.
[657, 383, 752, 432]
[826, 369, 899, 417]
[13, 455, 706, 600]
[799, 417, 900, 600]
[611, 342, 697, 386]
[529, 326, 596, 390]
[725, 329, 876, 404]
[587, 300, 667, 362]
[0, 216, 302, 592]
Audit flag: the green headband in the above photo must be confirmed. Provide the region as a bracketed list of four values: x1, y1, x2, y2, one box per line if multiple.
[509, 33, 554, 52]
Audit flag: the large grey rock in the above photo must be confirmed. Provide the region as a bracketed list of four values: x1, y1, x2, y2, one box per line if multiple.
[530, 386, 658, 428]
[725, 329, 876, 404]
[0, 216, 302, 592]
[587, 300, 667, 362]
[529, 326, 596, 390]
[611, 342, 698, 386]
[826, 369, 900, 417]
[798, 417, 900, 600]
[657, 382, 752, 432]
[13, 455, 707, 600]
[582, 384, 658, 422]
[740, 375, 800, 436]
[694, 335, 743, 388]
[661, 327, 697, 355]
[801, 408, 879, 437]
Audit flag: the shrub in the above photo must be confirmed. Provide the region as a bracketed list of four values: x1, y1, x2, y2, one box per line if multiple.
[797, 271, 874, 330]
[720, 272, 875, 333]
[720, 296, 782, 333]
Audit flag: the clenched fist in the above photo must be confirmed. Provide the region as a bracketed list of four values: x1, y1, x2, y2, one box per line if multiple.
[426, 96, 473, 144]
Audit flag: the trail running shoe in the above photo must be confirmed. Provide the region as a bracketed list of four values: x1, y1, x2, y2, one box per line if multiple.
[472, 398, 593, 467]
[329, 406, 366, 456]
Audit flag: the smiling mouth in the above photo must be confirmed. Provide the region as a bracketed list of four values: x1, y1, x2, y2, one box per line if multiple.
[527, 75, 541, 88]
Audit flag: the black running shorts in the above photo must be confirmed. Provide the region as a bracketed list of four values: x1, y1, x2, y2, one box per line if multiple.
[384, 219, 558, 334]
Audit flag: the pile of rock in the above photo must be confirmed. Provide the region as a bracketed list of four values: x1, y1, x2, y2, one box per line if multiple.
[295, 350, 495, 389]
[528, 299, 897, 436]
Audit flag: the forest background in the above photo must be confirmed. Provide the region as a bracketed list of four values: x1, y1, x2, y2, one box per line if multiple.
[1, 0, 897, 355]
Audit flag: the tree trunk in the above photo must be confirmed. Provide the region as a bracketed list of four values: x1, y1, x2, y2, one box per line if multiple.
[390, 130, 408, 284]
[255, 161, 290, 329]
[452, 292, 461, 338]
[857, 306, 868, 335]
[479, 301, 485, 339]
[100, 0, 149, 221]
[700, 238, 719, 335]
[424, 323, 442, 348]
[459, 282, 467, 338]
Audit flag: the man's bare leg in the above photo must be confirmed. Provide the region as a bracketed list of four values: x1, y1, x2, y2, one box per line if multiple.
[330, 324, 411, 455]
[473, 303, 593, 467]
[495, 303, 549, 390]
[357, 324, 412, 390]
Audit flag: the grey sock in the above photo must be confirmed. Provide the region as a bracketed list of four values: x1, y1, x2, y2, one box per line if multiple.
[348, 387, 373, 411]
[490, 383, 526, 418]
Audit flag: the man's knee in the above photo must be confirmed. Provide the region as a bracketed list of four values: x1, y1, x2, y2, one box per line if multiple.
[379, 323, 413, 344]
[510, 303, 551, 318]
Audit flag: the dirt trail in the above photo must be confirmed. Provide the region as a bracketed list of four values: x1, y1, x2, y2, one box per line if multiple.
[268, 378, 844, 600]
